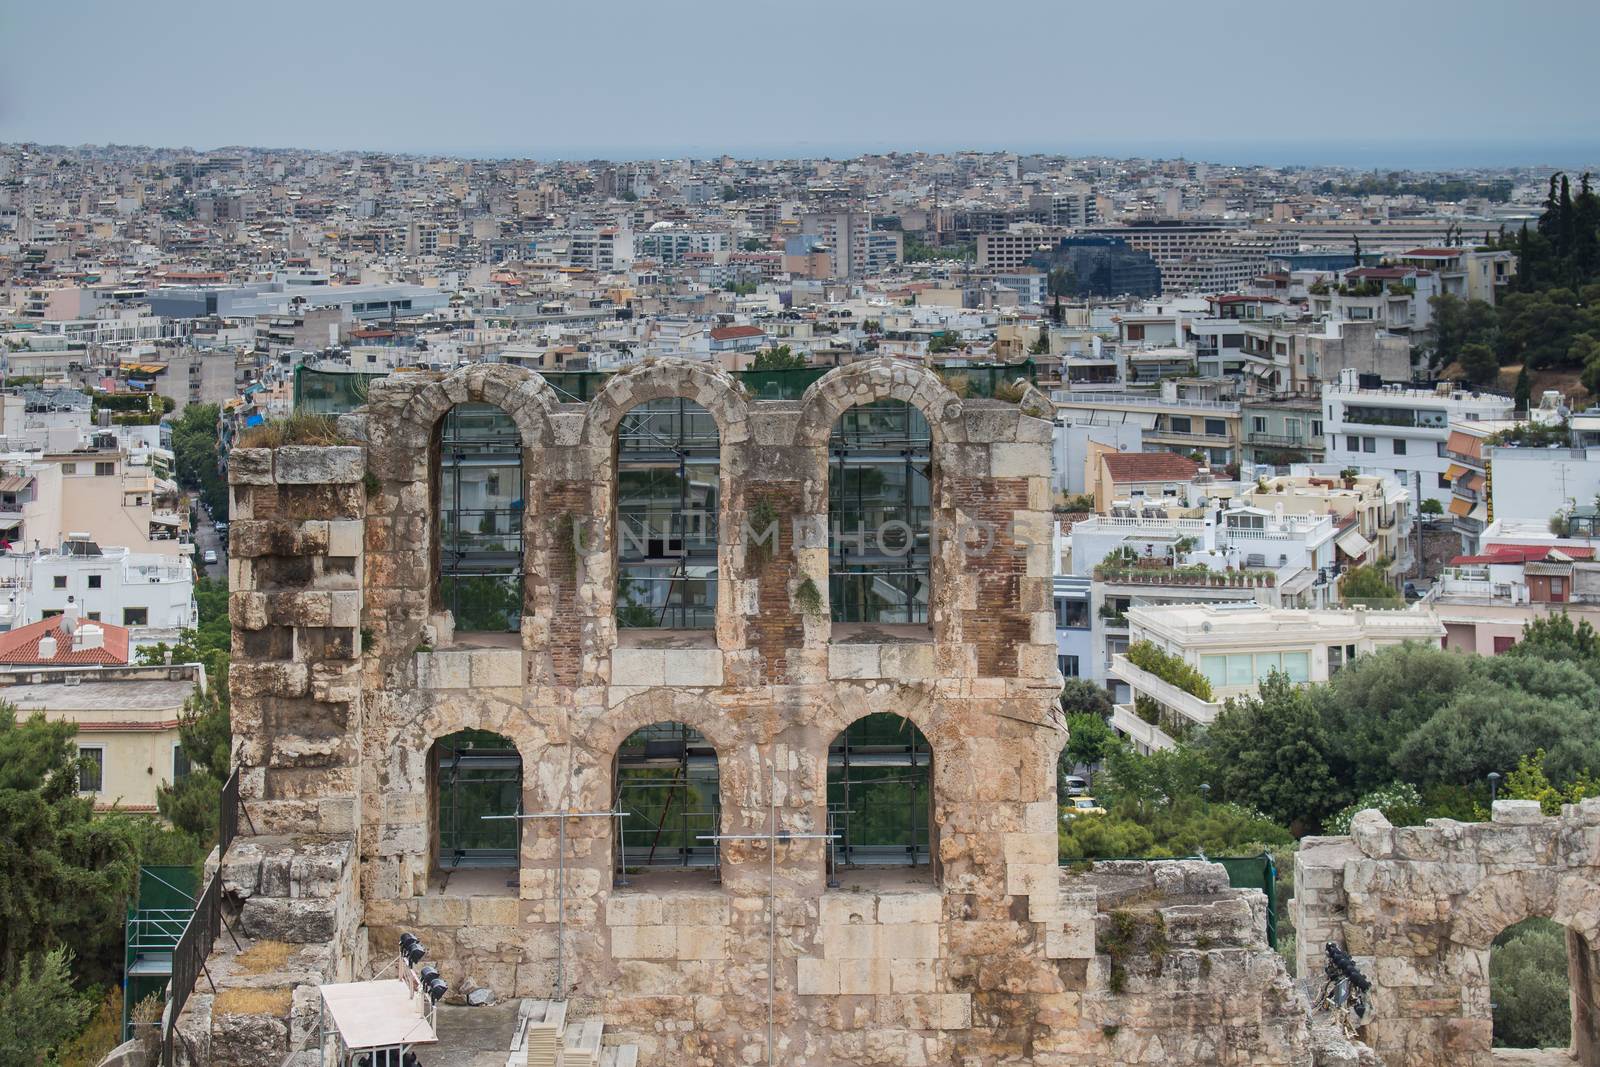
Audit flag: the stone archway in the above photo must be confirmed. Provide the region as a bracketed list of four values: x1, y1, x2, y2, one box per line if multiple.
[1294, 801, 1600, 1067]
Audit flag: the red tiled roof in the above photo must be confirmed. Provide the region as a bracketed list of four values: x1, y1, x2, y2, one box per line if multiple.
[1101, 452, 1202, 483]
[1401, 248, 1461, 258]
[0, 615, 132, 666]
[1451, 545, 1596, 565]
[710, 325, 766, 341]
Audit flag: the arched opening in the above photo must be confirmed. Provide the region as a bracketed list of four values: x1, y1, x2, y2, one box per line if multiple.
[1489, 917, 1595, 1061]
[828, 399, 932, 633]
[435, 402, 525, 635]
[614, 398, 720, 633]
[429, 729, 522, 889]
[612, 722, 721, 888]
[826, 713, 935, 887]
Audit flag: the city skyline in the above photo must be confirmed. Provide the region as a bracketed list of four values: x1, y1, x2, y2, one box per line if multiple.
[4, 0, 1598, 168]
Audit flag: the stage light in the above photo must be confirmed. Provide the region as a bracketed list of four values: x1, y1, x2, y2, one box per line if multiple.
[406, 943, 427, 966]
[419, 965, 440, 987]
[399, 932, 418, 954]
[427, 977, 448, 1003]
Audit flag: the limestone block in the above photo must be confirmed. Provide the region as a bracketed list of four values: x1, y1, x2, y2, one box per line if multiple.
[672, 896, 732, 927]
[417, 651, 470, 690]
[876, 894, 942, 925]
[836, 957, 894, 995]
[229, 449, 275, 485]
[890, 958, 938, 993]
[1045, 919, 1096, 960]
[606, 895, 664, 927]
[240, 896, 338, 943]
[274, 445, 365, 485]
[819, 894, 876, 926]
[1003, 831, 1058, 868]
[329, 590, 360, 628]
[610, 648, 665, 687]
[879, 923, 941, 959]
[1006, 863, 1056, 897]
[1350, 809, 1395, 857]
[989, 443, 1051, 478]
[797, 957, 840, 996]
[822, 923, 881, 959]
[611, 925, 676, 960]
[416, 896, 469, 926]
[1491, 799, 1544, 824]
[827, 642, 881, 680]
[661, 648, 724, 686]
[230, 592, 269, 631]
[327, 520, 364, 558]
[880, 641, 936, 681]
[469, 897, 519, 926]
[469, 649, 523, 688]
[676, 926, 728, 960]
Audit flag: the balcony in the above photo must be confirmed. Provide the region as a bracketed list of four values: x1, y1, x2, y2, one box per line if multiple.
[1110, 653, 1223, 728]
[1146, 428, 1234, 447]
[1111, 702, 1177, 752]
[1246, 432, 1311, 448]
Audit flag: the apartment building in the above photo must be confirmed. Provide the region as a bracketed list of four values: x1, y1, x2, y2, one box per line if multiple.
[635, 227, 731, 265]
[1057, 384, 1242, 470]
[1241, 397, 1324, 465]
[1429, 545, 1600, 655]
[0, 653, 206, 813]
[1110, 602, 1444, 752]
[1322, 370, 1514, 511]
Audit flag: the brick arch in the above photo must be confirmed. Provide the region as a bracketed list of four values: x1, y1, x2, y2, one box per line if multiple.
[793, 357, 966, 448]
[391, 363, 561, 452]
[580, 358, 750, 447]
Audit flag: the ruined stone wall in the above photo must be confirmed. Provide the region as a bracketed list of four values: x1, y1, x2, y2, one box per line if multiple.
[1295, 801, 1600, 1067]
[202, 358, 1343, 1066]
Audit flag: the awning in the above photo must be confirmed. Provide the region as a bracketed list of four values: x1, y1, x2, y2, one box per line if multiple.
[1464, 473, 1485, 493]
[149, 514, 180, 526]
[1336, 528, 1373, 557]
[1443, 463, 1469, 481]
[1445, 430, 1480, 459]
[1448, 496, 1473, 517]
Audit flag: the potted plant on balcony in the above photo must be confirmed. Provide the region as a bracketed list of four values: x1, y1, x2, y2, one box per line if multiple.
[1340, 467, 1358, 490]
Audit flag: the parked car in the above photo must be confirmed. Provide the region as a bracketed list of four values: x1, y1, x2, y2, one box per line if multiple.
[214, 521, 229, 534]
[203, 549, 219, 565]
[1061, 775, 1089, 797]
[1062, 796, 1106, 820]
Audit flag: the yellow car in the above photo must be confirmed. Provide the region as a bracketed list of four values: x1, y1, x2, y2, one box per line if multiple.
[1062, 796, 1107, 819]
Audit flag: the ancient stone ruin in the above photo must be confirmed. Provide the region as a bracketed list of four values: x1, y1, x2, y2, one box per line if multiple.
[1296, 801, 1600, 1066]
[186, 358, 1366, 1065]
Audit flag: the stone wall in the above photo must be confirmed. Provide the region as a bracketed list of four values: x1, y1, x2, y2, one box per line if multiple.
[1295, 800, 1600, 1067]
[199, 358, 1354, 1066]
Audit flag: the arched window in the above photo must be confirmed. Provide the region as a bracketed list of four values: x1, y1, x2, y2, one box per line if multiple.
[613, 722, 720, 884]
[826, 714, 933, 881]
[1490, 917, 1580, 1053]
[431, 729, 521, 872]
[828, 399, 931, 626]
[437, 403, 524, 633]
[615, 399, 719, 630]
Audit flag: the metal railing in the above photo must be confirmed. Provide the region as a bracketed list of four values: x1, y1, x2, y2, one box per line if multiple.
[161, 768, 246, 1065]
[162, 875, 222, 1067]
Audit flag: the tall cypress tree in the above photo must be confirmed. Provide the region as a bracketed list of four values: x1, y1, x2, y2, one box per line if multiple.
[1558, 175, 1577, 274]
[1573, 172, 1600, 286]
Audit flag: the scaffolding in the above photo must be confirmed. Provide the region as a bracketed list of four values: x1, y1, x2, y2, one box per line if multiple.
[613, 723, 721, 874]
[438, 402, 524, 632]
[122, 865, 198, 1042]
[826, 714, 932, 868]
[434, 730, 522, 870]
[615, 399, 719, 629]
[828, 400, 932, 624]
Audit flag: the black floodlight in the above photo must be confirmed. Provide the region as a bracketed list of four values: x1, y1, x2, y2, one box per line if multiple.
[419, 965, 440, 986]
[426, 977, 448, 1003]
[399, 932, 418, 954]
[405, 942, 427, 966]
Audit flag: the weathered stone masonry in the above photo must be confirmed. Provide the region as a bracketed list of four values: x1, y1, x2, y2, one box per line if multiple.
[1296, 802, 1600, 1067]
[197, 358, 1341, 1066]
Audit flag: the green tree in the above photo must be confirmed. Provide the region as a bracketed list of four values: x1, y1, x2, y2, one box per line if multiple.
[1201, 673, 1345, 831]
[1514, 365, 1532, 412]
[0, 707, 142, 986]
[1505, 612, 1600, 684]
[0, 947, 96, 1065]
[1573, 333, 1600, 395]
[1060, 678, 1113, 717]
[1419, 498, 1444, 515]
[1460, 341, 1500, 385]
[170, 403, 228, 518]
[1321, 643, 1474, 794]
[1339, 563, 1402, 605]
[750, 345, 806, 371]
[1062, 711, 1115, 774]
[1491, 918, 1571, 1050]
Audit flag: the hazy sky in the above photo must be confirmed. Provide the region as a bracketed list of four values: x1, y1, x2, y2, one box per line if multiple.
[3, 0, 1597, 167]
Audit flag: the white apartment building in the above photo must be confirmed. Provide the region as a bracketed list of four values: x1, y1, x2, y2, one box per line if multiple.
[1110, 602, 1445, 752]
[1322, 370, 1514, 510]
[568, 225, 635, 272]
[0, 537, 195, 638]
[635, 227, 731, 265]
